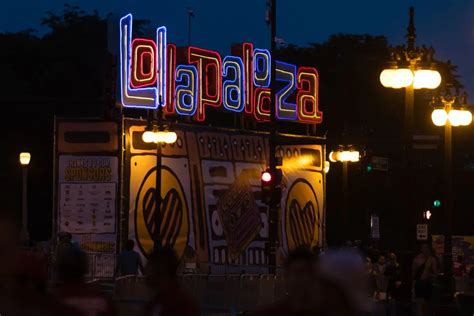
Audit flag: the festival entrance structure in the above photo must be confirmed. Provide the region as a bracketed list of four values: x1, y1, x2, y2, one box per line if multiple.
[53, 14, 326, 278]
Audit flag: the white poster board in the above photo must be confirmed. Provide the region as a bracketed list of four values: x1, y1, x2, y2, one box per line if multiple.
[58, 156, 118, 278]
[58, 156, 118, 234]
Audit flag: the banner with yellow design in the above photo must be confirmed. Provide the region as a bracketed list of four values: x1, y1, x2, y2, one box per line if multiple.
[125, 120, 325, 273]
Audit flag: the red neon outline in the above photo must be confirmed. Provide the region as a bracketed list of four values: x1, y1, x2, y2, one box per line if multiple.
[296, 67, 323, 124]
[243, 43, 254, 114]
[204, 63, 219, 99]
[188, 46, 222, 121]
[130, 38, 157, 88]
[231, 43, 254, 114]
[254, 87, 271, 122]
[165, 43, 177, 114]
[139, 51, 153, 77]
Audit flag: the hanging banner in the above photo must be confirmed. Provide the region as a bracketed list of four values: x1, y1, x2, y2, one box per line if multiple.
[70, 234, 116, 278]
[126, 122, 324, 273]
[58, 156, 118, 234]
[57, 155, 119, 279]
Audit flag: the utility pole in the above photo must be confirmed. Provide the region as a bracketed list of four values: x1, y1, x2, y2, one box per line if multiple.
[342, 161, 348, 240]
[154, 102, 164, 252]
[267, 0, 278, 274]
[19, 152, 31, 244]
[443, 98, 455, 295]
[187, 8, 195, 46]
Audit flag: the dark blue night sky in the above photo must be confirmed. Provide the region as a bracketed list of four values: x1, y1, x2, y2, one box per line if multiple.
[3, 0, 474, 97]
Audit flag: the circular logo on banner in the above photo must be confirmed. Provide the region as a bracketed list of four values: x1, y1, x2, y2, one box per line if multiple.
[135, 166, 189, 258]
[285, 179, 320, 250]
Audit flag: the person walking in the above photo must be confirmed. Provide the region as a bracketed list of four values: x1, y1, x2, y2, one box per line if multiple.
[116, 239, 143, 276]
[385, 252, 401, 315]
[254, 248, 318, 316]
[55, 247, 116, 316]
[412, 243, 438, 316]
[372, 254, 389, 315]
[255, 247, 358, 316]
[144, 247, 200, 316]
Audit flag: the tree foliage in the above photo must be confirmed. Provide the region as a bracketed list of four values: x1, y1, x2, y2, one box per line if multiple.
[0, 5, 464, 241]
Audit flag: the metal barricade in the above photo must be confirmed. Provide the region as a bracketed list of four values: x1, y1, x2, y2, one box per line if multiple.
[274, 273, 286, 301]
[258, 274, 276, 307]
[238, 274, 260, 311]
[113, 272, 285, 313]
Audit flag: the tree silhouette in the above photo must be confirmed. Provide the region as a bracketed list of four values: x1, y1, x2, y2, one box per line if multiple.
[0, 5, 465, 243]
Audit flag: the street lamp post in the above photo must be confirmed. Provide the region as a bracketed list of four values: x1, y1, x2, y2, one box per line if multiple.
[431, 91, 472, 293]
[142, 101, 177, 252]
[379, 7, 441, 250]
[329, 148, 360, 241]
[19, 152, 31, 243]
[379, 7, 441, 165]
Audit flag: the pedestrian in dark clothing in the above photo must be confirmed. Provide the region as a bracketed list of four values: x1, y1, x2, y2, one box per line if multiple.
[253, 248, 318, 316]
[412, 243, 438, 316]
[374, 255, 388, 301]
[116, 239, 143, 276]
[0, 213, 78, 316]
[255, 247, 358, 316]
[144, 247, 200, 316]
[454, 255, 467, 277]
[385, 253, 401, 300]
[55, 247, 116, 316]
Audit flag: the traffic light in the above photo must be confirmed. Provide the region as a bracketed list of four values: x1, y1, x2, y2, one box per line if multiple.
[433, 199, 441, 208]
[367, 163, 373, 173]
[261, 168, 283, 204]
[423, 210, 432, 220]
[261, 170, 272, 183]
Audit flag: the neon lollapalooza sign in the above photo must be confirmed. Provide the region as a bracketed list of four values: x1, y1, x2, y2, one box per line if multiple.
[120, 14, 323, 123]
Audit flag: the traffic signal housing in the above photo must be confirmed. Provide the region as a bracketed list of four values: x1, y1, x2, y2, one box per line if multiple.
[423, 210, 432, 220]
[261, 168, 283, 205]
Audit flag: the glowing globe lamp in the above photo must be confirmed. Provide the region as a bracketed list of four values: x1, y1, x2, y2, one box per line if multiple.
[431, 109, 448, 126]
[380, 69, 396, 88]
[448, 109, 463, 127]
[392, 68, 414, 88]
[460, 110, 473, 126]
[413, 69, 441, 89]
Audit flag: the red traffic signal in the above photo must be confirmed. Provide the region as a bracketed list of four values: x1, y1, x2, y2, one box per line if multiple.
[260, 168, 283, 205]
[261, 170, 272, 183]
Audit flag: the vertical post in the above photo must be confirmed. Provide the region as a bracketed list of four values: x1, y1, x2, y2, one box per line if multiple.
[444, 102, 454, 293]
[342, 161, 348, 241]
[154, 142, 162, 251]
[21, 166, 29, 243]
[406, 7, 416, 52]
[404, 81, 414, 166]
[404, 79, 414, 250]
[154, 101, 164, 252]
[405, 6, 416, 156]
[187, 9, 193, 46]
[404, 7, 416, 249]
[267, 0, 278, 274]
